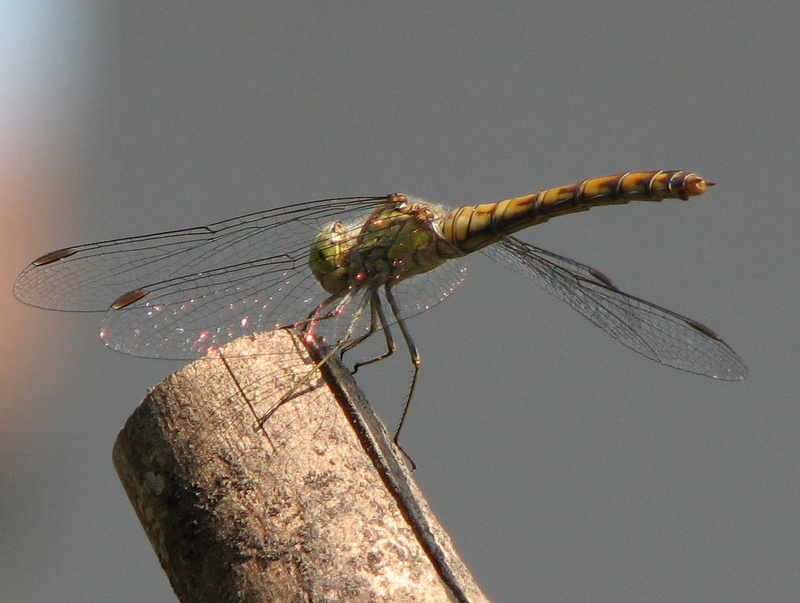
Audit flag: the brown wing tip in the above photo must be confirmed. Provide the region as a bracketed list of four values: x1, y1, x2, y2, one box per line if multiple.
[685, 318, 721, 340]
[588, 267, 616, 288]
[111, 288, 149, 310]
[32, 247, 77, 266]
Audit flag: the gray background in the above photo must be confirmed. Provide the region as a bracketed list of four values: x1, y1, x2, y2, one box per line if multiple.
[2, 2, 798, 601]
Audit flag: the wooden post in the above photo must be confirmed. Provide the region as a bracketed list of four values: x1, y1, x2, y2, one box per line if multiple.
[113, 330, 491, 603]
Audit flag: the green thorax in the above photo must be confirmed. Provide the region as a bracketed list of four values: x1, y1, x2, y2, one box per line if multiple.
[309, 196, 461, 295]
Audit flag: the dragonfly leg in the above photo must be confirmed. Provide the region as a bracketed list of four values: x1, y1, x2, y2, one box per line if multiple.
[256, 293, 370, 431]
[384, 285, 421, 444]
[292, 294, 349, 335]
[351, 289, 397, 373]
[339, 290, 384, 360]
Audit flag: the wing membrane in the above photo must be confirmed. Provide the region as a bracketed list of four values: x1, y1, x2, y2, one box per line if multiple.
[14, 196, 387, 311]
[15, 195, 469, 359]
[481, 236, 747, 380]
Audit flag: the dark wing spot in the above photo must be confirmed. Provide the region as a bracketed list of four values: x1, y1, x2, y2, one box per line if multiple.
[32, 247, 78, 266]
[589, 267, 616, 288]
[111, 288, 149, 310]
[686, 318, 720, 340]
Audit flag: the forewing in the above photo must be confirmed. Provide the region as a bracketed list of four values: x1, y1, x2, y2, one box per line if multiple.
[14, 196, 387, 311]
[481, 236, 747, 380]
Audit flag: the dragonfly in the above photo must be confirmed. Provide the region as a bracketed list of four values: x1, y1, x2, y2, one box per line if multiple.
[15, 170, 747, 440]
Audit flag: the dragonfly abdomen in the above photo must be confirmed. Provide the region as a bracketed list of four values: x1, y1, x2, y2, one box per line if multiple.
[440, 170, 713, 254]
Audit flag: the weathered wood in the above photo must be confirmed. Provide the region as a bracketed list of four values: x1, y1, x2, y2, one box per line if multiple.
[113, 329, 490, 603]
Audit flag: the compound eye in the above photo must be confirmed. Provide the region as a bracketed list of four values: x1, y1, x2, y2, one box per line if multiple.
[329, 221, 350, 244]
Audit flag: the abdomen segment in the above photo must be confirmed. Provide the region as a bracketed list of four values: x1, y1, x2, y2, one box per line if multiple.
[441, 170, 713, 254]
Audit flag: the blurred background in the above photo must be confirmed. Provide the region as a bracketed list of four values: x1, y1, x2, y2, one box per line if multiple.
[2, 2, 798, 601]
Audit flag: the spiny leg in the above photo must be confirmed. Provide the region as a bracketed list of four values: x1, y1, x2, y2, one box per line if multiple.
[256, 291, 369, 430]
[351, 289, 398, 373]
[286, 296, 350, 333]
[384, 285, 422, 443]
[338, 289, 386, 361]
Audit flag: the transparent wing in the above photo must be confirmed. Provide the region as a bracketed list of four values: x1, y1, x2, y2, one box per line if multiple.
[14, 196, 387, 312]
[481, 236, 747, 380]
[15, 195, 469, 359]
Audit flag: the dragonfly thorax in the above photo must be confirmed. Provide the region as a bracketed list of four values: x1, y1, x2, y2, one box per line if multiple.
[308, 197, 461, 295]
